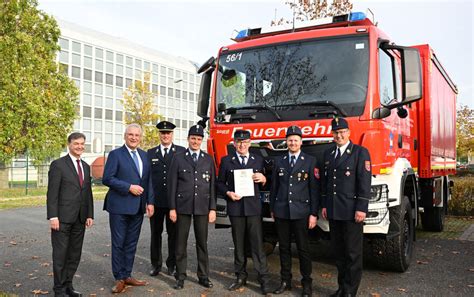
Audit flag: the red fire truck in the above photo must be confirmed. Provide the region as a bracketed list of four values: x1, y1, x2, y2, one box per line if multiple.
[196, 12, 457, 272]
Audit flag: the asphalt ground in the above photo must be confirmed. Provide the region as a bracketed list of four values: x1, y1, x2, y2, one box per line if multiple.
[1, 202, 473, 296]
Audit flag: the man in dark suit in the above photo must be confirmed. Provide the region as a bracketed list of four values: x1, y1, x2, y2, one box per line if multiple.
[217, 130, 271, 295]
[270, 125, 319, 297]
[147, 120, 185, 277]
[47, 132, 94, 297]
[168, 124, 216, 290]
[321, 118, 371, 297]
[102, 123, 155, 294]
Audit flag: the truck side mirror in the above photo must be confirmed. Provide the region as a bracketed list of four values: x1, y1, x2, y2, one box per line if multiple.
[197, 68, 213, 119]
[372, 106, 391, 119]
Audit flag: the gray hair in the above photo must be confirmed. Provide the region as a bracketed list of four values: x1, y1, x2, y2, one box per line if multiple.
[124, 123, 143, 136]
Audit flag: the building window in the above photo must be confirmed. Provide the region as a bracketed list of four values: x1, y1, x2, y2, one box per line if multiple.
[59, 63, 68, 75]
[105, 97, 113, 108]
[94, 108, 103, 119]
[71, 66, 81, 79]
[94, 96, 103, 107]
[135, 59, 142, 69]
[126, 67, 133, 77]
[125, 78, 132, 88]
[83, 119, 91, 130]
[95, 48, 103, 59]
[152, 84, 158, 94]
[116, 76, 123, 87]
[72, 41, 81, 53]
[160, 86, 166, 95]
[95, 59, 103, 70]
[105, 109, 113, 120]
[144, 61, 150, 71]
[95, 83, 103, 95]
[106, 62, 114, 73]
[104, 145, 113, 153]
[116, 54, 123, 64]
[84, 56, 92, 68]
[116, 64, 123, 75]
[168, 88, 174, 97]
[94, 120, 102, 131]
[83, 94, 92, 105]
[116, 88, 123, 99]
[83, 69, 92, 81]
[106, 51, 114, 61]
[126, 56, 133, 67]
[72, 53, 81, 66]
[83, 106, 92, 118]
[59, 51, 68, 63]
[115, 111, 123, 121]
[168, 68, 174, 77]
[183, 91, 188, 100]
[106, 74, 113, 85]
[95, 71, 103, 83]
[116, 99, 123, 110]
[105, 121, 113, 131]
[175, 90, 181, 99]
[59, 38, 69, 50]
[83, 82, 92, 93]
[152, 63, 159, 73]
[84, 44, 92, 56]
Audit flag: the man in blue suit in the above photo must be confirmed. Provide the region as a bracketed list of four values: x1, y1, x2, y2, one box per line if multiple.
[103, 123, 155, 294]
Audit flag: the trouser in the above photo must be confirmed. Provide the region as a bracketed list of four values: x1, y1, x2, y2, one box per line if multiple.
[175, 214, 209, 281]
[329, 219, 364, 295]
[229, 215, 270, 285]
[51, 218, 85, 294]
[109, 213, 143, 280]
[149, 207, 176, 269]
[275, 217, 312, 287]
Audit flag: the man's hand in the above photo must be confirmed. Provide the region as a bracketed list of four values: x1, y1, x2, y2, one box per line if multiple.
[308, 215, 317, 229]
[86, 218, 93, 228]
[321, 208, 327, 220]
[129, 184, 144, 196]
[208, 210, 216, 223]
[226, 191, 242, 201]
[146, 204, 155, 218]
[271, 212, 274, 220]
[169, 209, 177, 223]
[355, 211, 366, 223]
[252, 172, 266, 185]
[50, 218, 59, 231]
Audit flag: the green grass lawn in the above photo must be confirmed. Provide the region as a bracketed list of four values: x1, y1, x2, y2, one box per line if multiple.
[0, 185, 107, 210]
[416, 216, 473, 239]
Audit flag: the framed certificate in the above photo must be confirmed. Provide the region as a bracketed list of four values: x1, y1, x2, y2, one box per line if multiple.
[233, 169, 255, 197]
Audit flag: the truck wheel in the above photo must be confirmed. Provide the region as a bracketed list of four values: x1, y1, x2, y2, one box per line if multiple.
[368, 196, 414, 272]
[421, 207, 444, 232]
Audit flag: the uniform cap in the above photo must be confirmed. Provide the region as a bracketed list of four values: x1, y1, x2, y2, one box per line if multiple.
[156, 120, 176, 132]
[286, 125, 302, 137]
[188, 124, 204, 137]
[331, 117, 349, 131]
[233, 130, 251, 140]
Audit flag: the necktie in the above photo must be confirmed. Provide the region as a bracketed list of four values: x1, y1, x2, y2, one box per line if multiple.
[131, 151, 140, 175]
[240, 155, 247, 166]
[335, 148, 341, 162]
[164, 147, 169, 157]
[76, 159, 83, 187]
[192, 152, 198, 163]
[290, 155, 296, 168]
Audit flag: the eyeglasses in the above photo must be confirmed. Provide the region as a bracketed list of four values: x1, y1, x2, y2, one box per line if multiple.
[332, 129, 349, 136]
[235, 140, 251, 145]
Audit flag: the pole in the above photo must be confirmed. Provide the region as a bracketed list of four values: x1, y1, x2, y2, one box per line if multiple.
[25, 149, 29, 195]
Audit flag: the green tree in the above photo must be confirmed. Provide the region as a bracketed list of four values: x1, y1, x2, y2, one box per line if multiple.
[123, 72, 161, 149]
[456, 105, 474, 163]
[0, 0, 79, 164]
[272, 0, 353, 25]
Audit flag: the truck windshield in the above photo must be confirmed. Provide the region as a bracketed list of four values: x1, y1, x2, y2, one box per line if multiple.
[216, 35, 369, 121]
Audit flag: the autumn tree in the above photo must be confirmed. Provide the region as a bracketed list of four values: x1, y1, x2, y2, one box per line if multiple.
[456, 105, 474, 163]
[123, 72, 161, 149]
[0, 0, 79, 187]
[272, 0, 353, 26]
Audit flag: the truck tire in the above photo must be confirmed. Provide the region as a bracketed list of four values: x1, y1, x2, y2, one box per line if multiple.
[421, 207, 444, 232]
[367, 196, 414, 272]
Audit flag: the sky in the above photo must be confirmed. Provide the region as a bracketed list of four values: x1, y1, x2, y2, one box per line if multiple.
[39, 0, 473, 108]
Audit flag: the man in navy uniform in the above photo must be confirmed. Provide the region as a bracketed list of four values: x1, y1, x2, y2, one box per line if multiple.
[217, 130, 271, 295]
[148, 121, 185, 277]
[321, 117, 371, 297]
[270, 125, 319, 297]
[168, 124, 216, 290]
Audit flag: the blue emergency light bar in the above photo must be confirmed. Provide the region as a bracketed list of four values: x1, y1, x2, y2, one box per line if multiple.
[234, 11, 367, 41]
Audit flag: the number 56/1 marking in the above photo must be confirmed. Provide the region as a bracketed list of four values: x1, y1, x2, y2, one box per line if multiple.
[226, 52, 243, 63]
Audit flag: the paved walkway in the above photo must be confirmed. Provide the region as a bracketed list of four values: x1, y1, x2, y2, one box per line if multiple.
[460, 224, 474, 241]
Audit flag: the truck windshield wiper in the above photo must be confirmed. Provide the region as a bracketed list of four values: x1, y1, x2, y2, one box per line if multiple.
[299, 100, 348, 117]
[226, 104, 282, 121]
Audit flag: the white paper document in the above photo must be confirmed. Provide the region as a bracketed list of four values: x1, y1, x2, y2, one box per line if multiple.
[233, 169, 255, 197]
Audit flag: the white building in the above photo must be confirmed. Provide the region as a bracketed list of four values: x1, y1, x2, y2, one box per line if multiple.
[57, 19, 202, 158]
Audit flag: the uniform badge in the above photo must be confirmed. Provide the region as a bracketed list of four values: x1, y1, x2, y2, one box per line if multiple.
[365, 161, 371, 172]
[345, 171, 351, 176]
[304, 173, 308, 179]
[298, 173, 301, 178]
[152, 158, 159, 161]
[279, 172, 284, 176]
[314, 168, 320, 179]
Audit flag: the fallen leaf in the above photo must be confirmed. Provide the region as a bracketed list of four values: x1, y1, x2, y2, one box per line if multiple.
[14, 283, 22, 287]
[30, 276, 38, 280]
[370, 293, 381, 297]
[416, 260, 429, 265]
[15, 269, 21, 272]
[31, 256, 40, 259]
[448, 285, 454, 288]
[9, 240, 17, 245]
[31, 289, 49, 295]
[147, 288, 155, 292]
[321, 273, 332, 278]
[47, 272, 53, 276]
[90, 294, 97, 297]
[468, 284, 474, 288]
[469, 268, 474, 272]
[452, 251, 460, 254]
[236, 287, 245, 292]
[103, 253, 110, 257]
[397, 288, 407, 292]
[40, 262, 50, 267]
[4, 262, 11, 267]
[100, 288, 104, 291]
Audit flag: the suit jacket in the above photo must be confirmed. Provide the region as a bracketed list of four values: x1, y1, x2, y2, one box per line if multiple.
[102, 145, 154, 215]
[168, 150, 216, 215]
[270, 151, 320, 220]
[47, 155, 94, 223]
[217, 153, 265, 217]
[147, 143, 186, 208]
[321, 141, 372, 220]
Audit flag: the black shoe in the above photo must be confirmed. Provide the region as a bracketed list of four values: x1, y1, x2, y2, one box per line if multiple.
[228, 278, 246, 291]
[174, 280, 184, 290]
[167, 266, 176, 276]
[273, 281, 291, 294]
[149, 266, 161, 276]
[198, 278, 214, 288]
[329, 288, 345, 297]
[343, 294, 355, 297]
[260, 283, 271, 295]
[65, 287, 82, 297]
[301, 287, 312, 297]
